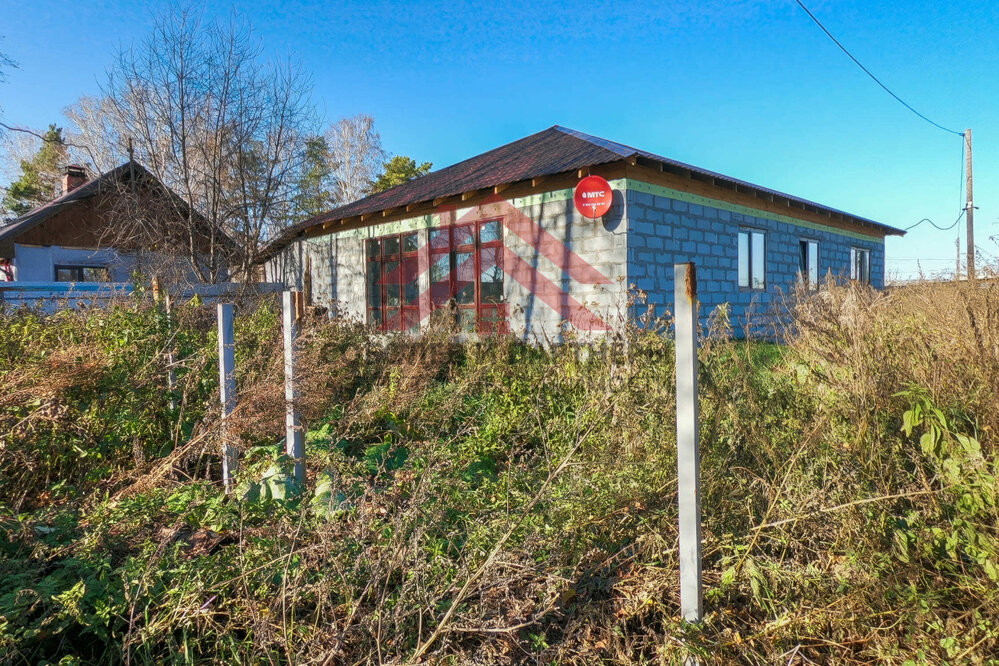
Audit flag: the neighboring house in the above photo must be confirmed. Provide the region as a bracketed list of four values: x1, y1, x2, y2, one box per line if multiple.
[258, 126, 904, 339]
[0, 162, 230, 285]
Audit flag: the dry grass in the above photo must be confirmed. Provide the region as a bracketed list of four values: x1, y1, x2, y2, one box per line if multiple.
[790, 277, 999, 445]
[2, 280, 998, 664]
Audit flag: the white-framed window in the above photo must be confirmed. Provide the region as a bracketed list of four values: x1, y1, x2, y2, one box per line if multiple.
[799, 239, 819, 290]
[738, 228, 766, 290]
[850, 247, 871, 284]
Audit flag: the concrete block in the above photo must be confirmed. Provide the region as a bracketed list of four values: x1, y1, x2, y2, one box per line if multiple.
[631, 191, 655, 207]
[645, 208, 665, 223]
[632, 220, 657, 236]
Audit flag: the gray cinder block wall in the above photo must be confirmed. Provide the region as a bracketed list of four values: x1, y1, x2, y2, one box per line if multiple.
[265, 178, 885, 340]
[625, 180, 885, 333]
[264, 187, 630, 341]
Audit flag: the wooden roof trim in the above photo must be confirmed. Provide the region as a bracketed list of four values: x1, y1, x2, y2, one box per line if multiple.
[625, 162, 887, 239]
[277, 158, 890, 254]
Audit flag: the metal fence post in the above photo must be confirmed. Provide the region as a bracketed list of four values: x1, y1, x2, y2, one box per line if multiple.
[217, 303, 238, 492]
[165, 291, 177, 411]
[283, 290, 305, 485]
[674, 263, 703, 623]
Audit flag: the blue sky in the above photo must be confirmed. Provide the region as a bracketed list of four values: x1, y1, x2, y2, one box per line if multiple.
[2, 0, 997, 279]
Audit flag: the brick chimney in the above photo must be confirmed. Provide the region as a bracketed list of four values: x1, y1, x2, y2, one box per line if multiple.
[62, 165, 88, 194]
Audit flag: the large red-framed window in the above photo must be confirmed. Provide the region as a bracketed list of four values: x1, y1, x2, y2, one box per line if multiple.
[366, 231, 420, 332]
[367, 220, 508, 334]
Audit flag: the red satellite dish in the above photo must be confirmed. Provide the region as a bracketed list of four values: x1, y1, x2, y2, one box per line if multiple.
[574, 175, 613, 219]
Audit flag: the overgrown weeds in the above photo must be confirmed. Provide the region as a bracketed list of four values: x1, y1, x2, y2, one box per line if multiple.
[1, 280, 997, 664]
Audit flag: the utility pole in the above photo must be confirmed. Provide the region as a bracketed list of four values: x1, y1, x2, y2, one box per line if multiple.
[965, 129, 975, 280]
[955, 236, 961, 281]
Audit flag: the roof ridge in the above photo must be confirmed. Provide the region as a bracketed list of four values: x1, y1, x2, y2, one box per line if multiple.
[254, 124, 903, 264]
[5, 161, 135, 224]
[552, 126, 639, 158]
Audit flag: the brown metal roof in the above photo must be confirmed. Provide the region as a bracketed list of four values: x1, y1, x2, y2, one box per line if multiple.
[0, 162, 143, 246]
[257, 125, 903, 262]
[0, 160, 236, 258]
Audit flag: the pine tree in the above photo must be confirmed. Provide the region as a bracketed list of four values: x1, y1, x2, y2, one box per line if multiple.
[2, 124, 69, 216]
[292, 136, 335, 221]
[371, 155, 432, 193]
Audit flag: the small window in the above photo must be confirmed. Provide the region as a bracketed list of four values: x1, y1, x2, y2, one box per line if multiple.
[799, 240, 819, 290]
[850, 247, 871, 284]
[738, 229, 766, 290]
[402, 232, 420, 253]
[54, 265, 109, 282]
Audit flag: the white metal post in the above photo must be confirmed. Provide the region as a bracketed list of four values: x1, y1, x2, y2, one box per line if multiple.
[674, 263, 702, 622]
[165, 292, 177, 411]
[283, 291, 305, 485]
[217, 303, 238, 492]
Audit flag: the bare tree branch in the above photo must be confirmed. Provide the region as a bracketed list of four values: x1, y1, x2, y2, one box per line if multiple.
[0, 121, 101, 173]
[68, 7, 316, 284]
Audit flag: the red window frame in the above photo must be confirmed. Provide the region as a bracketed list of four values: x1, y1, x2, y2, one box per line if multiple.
[366, 231, 421, 332]
[366, 220, 508, 334]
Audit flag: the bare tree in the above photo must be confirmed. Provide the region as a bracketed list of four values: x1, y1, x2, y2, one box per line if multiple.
[0, 130, 39, 185]
[326, 114, 385, 204]
[63, 96, 124, 173]
[75, 7, 315, 283]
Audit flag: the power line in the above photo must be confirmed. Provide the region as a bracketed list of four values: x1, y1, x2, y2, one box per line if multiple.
[792, 0, 964, 137]
[958, 132, 966, 211]
[904, 209, 964, 232]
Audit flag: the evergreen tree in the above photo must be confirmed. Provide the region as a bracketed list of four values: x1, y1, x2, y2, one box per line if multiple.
[292, 136, 335, 221]
[371, 155, 432, 193]
[2, 124, 68, 216]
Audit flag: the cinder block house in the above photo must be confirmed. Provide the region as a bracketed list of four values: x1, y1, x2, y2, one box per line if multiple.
[259, 126, 903, 339]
